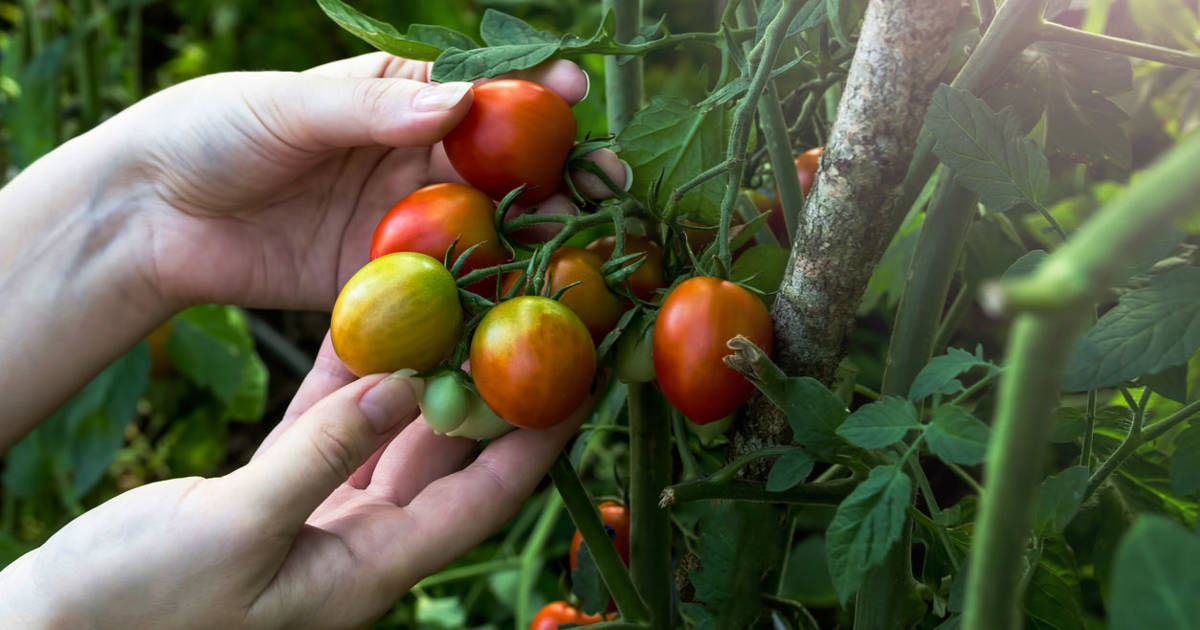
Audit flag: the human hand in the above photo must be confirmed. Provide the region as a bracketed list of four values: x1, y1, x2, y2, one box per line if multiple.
[110, 53, 625, 311]
[0, 337, 590, 630]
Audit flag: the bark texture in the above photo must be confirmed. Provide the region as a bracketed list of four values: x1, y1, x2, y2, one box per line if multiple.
[772, 0, 959, 383]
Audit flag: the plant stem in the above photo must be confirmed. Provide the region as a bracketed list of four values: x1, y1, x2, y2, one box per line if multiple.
[516, 492, 562, 629]
[946, 462, 984, 495]
[962, 129, 1200, 630]
[626, 382, 672, 627]
[882, 175, 979, 397]
[661, 478, 856, 506]
[549, 453, 650, 623]
[1080, 389, 1097, 470]
[717, 0, 803, 273]
[416, 558, 524, 589]
[976, 0, 997, 31]
[1082, 397, 1200, 503]
[711, 445, 796, 483]
[1039, 20, 1200, 70]
[603, 0, 643, 135]
[672, 412, 700, 480]
[908, 458, 960, 570]
[932, 281, 975, 354]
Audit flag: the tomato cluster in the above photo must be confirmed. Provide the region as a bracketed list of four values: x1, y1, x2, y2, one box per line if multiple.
[329, 75, 780, 439]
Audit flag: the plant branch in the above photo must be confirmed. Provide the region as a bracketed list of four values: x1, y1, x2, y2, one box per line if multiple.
[660, 478, 857, 506]
[1082, 397, 1200, 503]
[627, 383, 672, 627]
[603, 0, 643, 134]
[1039, 20, 1200, 70]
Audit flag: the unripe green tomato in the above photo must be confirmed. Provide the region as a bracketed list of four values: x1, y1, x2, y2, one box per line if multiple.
[421, 371, 473, 434]
[446, 396, 515, 440]
[615, 312, 655, 384]
[686, 414, 734, 446]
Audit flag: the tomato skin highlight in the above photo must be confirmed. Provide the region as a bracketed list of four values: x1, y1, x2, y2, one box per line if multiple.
[470, 296, 596, 429]
[529, 601, 608, 629]
[569, 501, 631, 571]
[502, 247, 623, 344]
[584, 234, 666, 302]
[444, 79, 577, 204]
[331, 252, 463, 377]
[652, 277, 774, 425]
[369, 183, 510, 296]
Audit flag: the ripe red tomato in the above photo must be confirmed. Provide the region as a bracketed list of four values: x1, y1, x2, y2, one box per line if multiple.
[584, 234, 666, 302]
[653, 277, 774, 425]
[501, 247, 622, 344]
[569, 501, 631, 571]
[470, 296, 596, 429]
[444, 79, 576, 204]
[529, 601, 608, 630]
[767, 147, 823, 241]
[331, 252, 463, 377]
[369, 183, 510, 296]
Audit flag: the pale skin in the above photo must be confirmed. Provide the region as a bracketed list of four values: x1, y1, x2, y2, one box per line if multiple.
[0, 53, 625, 629]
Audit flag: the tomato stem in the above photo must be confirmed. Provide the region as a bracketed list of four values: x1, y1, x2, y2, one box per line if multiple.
[626, 382, 673, 627]
[661, 477, 857, 506]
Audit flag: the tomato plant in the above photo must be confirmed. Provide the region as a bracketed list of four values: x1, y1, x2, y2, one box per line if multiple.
[469, 296, 596, 429]
[330, 252, 463, 377]
[569, 501, 630, 570]
[653, 277, 774, 425]
[502, 246, 623, 344]
[369, 183, 510, 295]
[585, 234, 666, 302]
[443, 79, 577, 204]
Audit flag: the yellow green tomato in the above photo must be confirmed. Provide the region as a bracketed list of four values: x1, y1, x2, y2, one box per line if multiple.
[420, 370, 515, 440]
[330, 252, 462, 377]
[615, 311, 655, 384]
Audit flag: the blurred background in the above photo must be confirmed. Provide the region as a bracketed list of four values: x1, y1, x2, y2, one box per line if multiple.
[2, 0, 1198, 628]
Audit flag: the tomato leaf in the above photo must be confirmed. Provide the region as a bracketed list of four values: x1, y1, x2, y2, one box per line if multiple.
[478, 9, 558, 46]
[1036, 42, 1132, 171]
[570, 541, 610, 615]
[1032, 466, 1089, 535]
[617, 98, 729, 222]
[826, 464, 912, 603]
[1110, 515, 1200, 630]
[315, 0, 475, 61]
[730, 245, 789, 308]
[1170, 424, 1200, 497]
[835, 397, 921, 450]
[925, 84, 1050, 214]
[1024, 538, 1087, 630]
[1064, 267, 1200, 392]
[766, 448, 815, 492]
[415, 595, 467, 630]
[689, 502, 785, 627]
[908, 346, 995, 402]
[432, 43, 560, 82]
[1002, 249, 1048, 280]
[925, 405, 990, 466]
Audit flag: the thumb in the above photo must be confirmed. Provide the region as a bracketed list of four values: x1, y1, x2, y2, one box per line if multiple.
[244, 72, 474, 151]
[228, 371, 423, 528]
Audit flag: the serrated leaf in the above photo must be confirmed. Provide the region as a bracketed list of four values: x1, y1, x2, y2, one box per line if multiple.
[767, 449, 815, 492]
[697, 59, 803, 111]
[1110, 515, 1200, 630]
[616, 98, 729, 222]
[316, 0, 474, 61]
[925, 405, 990, 466]
[757, 0, 829, 42]
[1037, 42, 1131, 170]
[909, 347, 995, 402]
[1025, 538, 1086, 630]
[1033, 466, 1089, 535]
[826, 465, 912, 603]
[926, 84, 1050, 213]
[836, 397, 920, 450]
[479, 9, 557, 46]
[755, 375, 849, 458]
[570, 541, 609, 615]
[431, 43, 559, 82]
[690, 503, 783, 627]
[1065, 267, 1200, 392]
[1170, 424, 1200, 497]
[1002, 249, 1048, 280]
[169, 305, 255, 404]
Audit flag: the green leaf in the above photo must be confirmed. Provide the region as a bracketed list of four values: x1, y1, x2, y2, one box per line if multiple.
[169, 305, 256, 404]
[909, 346, 994, 402]
[431, 43, 559, 82]
[1036, 42, 1131, 171]
[690, 502, 784, 627]
[1033, 466, 1089, 535]
[1002, 249, 1048, 280]
[826, 465, 912, 603]
[1110, 515, 1200, 630]
[479, 9, 557, 46]
[767, 449, 815, 492]
[835, 397, 920, 450]
[416, 595, 467, 630]
[1024, 538, 1086, 630]
[757, 0, 829, 42]
[778, 535, 838, 607]
[569, 541, 609, 615]
[226, 351, 268, 422]
[1170, 424, 1200, 497]
[963, 210, 1026, 285]
[925, 84, 1050, 213]
[1144, 363, 1189, 404]
[315, 0, 474, 61]
[753, 373, 849, 458]
[730, 245, 789, 308]
[616, 98, 729, 222]
[165, 408, 228, 476]
[1065, 267, 1200, 392]
[861, 206, 925, 314]
[925, 405, 990, 466]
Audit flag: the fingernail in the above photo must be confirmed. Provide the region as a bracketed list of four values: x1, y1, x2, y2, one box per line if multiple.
[581, 71, 591, 101]
[619, 159, 634, 191]
[359, 370, 421, 432]
[413, 82, 473, 112]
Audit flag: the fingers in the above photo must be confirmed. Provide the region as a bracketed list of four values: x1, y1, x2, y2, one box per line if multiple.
[242, 72, 474, 152]
[570, 148, 631, 200]
[364, 419, 478, 505]
[305, 51, 430, 80]
[226, 371, 422, 530]
[393, 399, 591, 578]
[498, 59, 590, 105]
[254, 334, 354, 458]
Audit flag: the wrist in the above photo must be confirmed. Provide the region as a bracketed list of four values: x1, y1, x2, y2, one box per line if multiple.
[0, 551, 73, 630]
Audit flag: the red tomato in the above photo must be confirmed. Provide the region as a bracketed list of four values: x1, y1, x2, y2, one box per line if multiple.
[529, 601, 608, 630]
[369, 183, 510, 296]
[584, 234, 666, 302]
[470, 296, 596, 429]
[769, 147, 823, 241]
[501, 247, 623, 344]
[653, 277, 774, 424]
[444, 80, 576, 204]
[569, 501, 631, 570]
